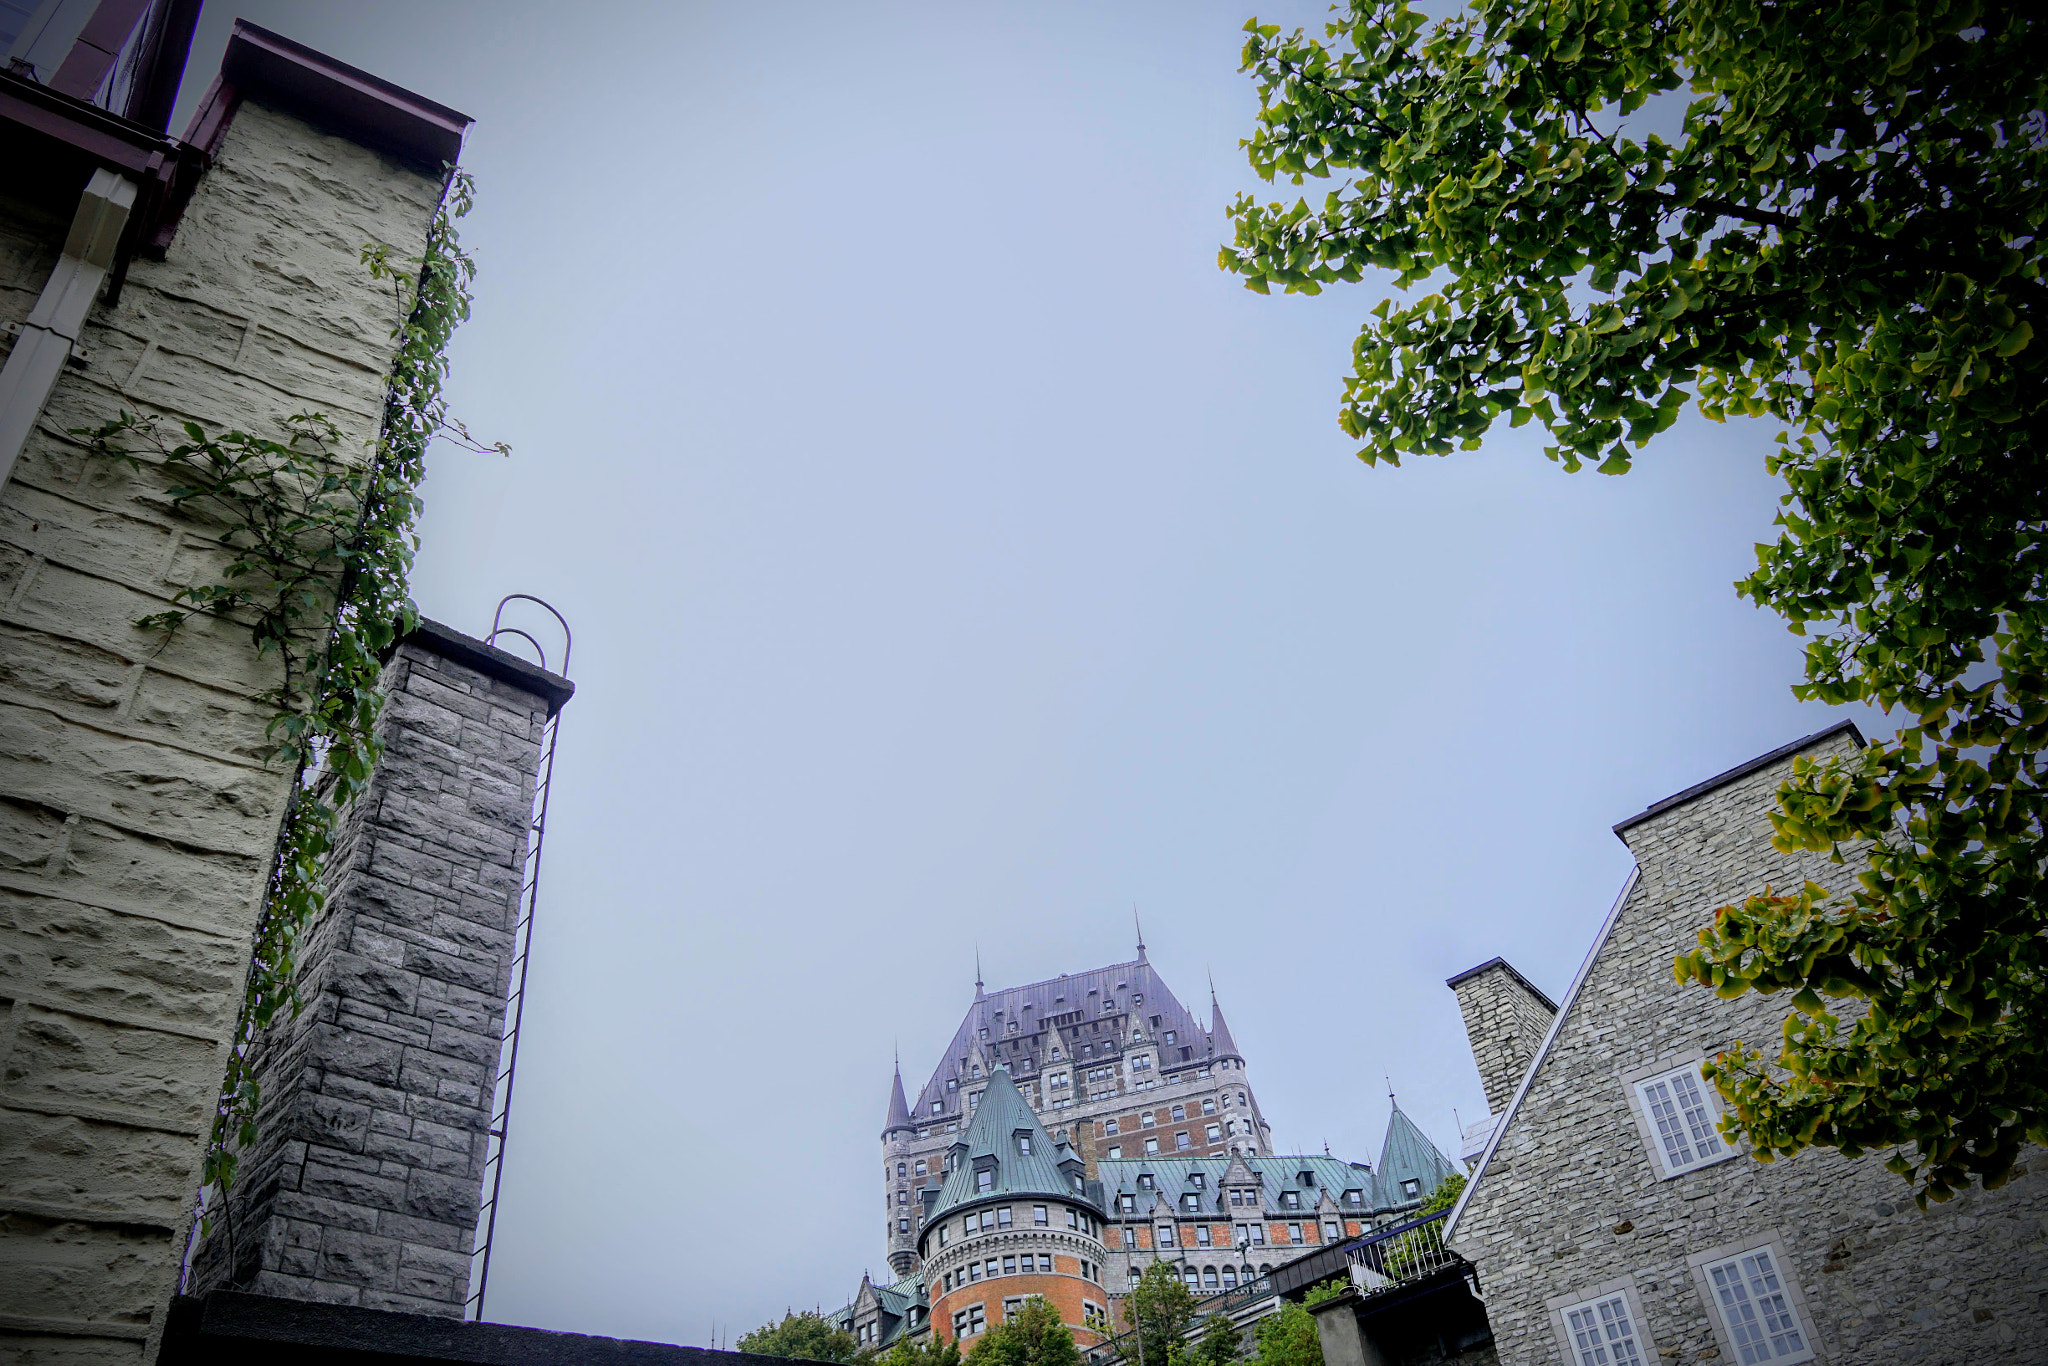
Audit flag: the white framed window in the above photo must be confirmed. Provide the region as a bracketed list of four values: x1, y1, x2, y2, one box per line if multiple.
[1549, 1277, 1654, 1366]
[1690, 1239, 1815, 1364]
[1107, 1145, 1122, 1160]
[1629, 1059, 1737, 1177]
[1562, 1293, 1645, 1365]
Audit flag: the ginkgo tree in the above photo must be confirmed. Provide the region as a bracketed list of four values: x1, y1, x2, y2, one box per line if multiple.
[1223, 0, 2043, 1203]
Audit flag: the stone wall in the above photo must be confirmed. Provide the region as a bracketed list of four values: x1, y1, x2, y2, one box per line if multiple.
[1447, 727, 2048, 1363]
[0, 101, 442, 1361]
[185, 625, 565, 1315]
[1445, 961, 1556, 1120]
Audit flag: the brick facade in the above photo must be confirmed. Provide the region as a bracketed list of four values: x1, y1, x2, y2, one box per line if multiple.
[1446, 725, 2048, 1363]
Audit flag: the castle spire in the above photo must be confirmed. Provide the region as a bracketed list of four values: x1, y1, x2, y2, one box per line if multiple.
[975, 943, 984, 999]
[1134, 905, 1146, 961]
[883, 1061, 913, 1136]
[1209, 991, 1243, 1061]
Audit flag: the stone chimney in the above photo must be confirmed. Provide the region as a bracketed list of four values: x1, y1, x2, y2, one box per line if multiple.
[187, 620, 571, 1314]
[1446, 957, 1557, 1118]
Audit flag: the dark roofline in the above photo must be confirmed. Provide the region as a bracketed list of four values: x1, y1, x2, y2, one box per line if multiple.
[1611, 720, 1865, 838]
[161, 1290, 811, 1365]
[220, 20, 472, 171]
[1443, 957, 1557, 1012]
[402, 619, 575, 716]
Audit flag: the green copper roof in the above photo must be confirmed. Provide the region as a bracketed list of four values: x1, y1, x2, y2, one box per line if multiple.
[1376, 1102, 1457, 1206]
[927, 1066, 1096, 1225]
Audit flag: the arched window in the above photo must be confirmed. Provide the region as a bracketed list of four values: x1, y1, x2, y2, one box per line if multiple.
[1258, 1263, 1272, 1277]
[1222, 1266, 1238, 1289]
[1202, 1267, 1219, 1289]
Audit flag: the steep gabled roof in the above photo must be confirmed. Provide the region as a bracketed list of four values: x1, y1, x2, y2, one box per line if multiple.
[909, 959, 1210, 1125]
[1095, 1155, 1381, 1215]
[1209, 997, 1243, 1060]
[1376, 1102, 1458, 1205]
[928, 1067, 1095, 1225]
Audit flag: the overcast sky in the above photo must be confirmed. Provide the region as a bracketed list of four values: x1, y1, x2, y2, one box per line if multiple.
[175, 2, 1874, 1347]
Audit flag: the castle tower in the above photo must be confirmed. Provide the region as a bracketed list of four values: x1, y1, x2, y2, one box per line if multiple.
[883, 1060, 920, 1277]
[880, 956, 1271, 1274]
[920, 1067, 1112, 1348]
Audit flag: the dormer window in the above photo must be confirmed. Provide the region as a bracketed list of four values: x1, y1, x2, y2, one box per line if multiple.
[1017, 1134, 1033, 1155]
[1164, 1030, 1176, 1044]
[1401, 1178, 1421, 1199]
[1299, 1170, 1314, 1186]
[977, 1169, 994, 1193]
[1008, 1022, 1017, 1033]
[1138, 1173, 1154, 1190]
[979, 1028, 989, 1039]
[1343, 1189, 1361, 1206]
[948, 1079, 958, 1090]
[1190, 1173, 1205, 1189]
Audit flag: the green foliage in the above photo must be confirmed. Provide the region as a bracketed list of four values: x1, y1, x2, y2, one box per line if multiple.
[1191, 1312, 1244, 1366]
[880, 1335, 962, 1366]
[739, 1312, 863, 1363]
[967, 1298, 1082, 1366]
[1118, 1261, 1198, 1366]
[1299, 1279, 1346, 1308]
[1252, 1303, 1322, 1366]
[1414, 1172, 1464, 1218]
[1227, 0, 2047, 1203]
[79, 172, 496, 1213]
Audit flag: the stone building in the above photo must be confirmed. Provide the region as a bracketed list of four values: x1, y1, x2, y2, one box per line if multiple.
[1442, 722, 2048, 1363]
[842, 954, 1462, 1354]
[882, 946, 1275, 1276]
[0, 11, 470, 1361]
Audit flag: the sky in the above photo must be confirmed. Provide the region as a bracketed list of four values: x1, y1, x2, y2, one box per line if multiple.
[172, 1, 1877, 1347]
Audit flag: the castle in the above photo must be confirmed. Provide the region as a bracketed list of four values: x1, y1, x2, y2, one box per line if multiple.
[843, 946, 1459, 1350]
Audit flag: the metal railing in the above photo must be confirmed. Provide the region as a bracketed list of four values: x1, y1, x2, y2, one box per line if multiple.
[1342, 1209, 1460, 1296]
[464, 597, 571, 1322]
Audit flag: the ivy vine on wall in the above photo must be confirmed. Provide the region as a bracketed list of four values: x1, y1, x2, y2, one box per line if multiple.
[80, 170, 503, 1218]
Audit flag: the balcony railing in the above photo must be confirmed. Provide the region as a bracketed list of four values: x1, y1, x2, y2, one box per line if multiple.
[1342, 1208, 1461, 1297]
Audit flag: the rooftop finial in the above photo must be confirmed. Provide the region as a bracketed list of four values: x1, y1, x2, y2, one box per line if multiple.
[1134, 904, 1146, 960]
[1208, 966, 1217, 1004]
[1386, 1074, 1398, 1106]
[975, 943, 984, 998]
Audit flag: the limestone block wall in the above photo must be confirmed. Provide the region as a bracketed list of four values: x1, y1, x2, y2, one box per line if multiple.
[1447, 960, 1556, 1119]
[185, 626, 563, 1315]
[0, 101, 442, 1361]
[1447, 728, 2048, 1364]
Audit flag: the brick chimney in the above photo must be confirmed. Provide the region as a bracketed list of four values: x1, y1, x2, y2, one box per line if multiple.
[186, 620, 571, 1315]
[1446, 958, 1557, 1118]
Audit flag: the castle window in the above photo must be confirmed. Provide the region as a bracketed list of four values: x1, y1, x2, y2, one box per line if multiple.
[1150, 1015, 1161, 1028]
[1190, 1173, 1205, 1188]
[900, 1217, 910, 1232]
[1138, 1173, 1154, 1190]
[1068, 1208, 1081, 1229]
[1171, 1105, 1185, 1122]
[1003, 1256, 1017, 1275]
[1259, 1264, 1272, 1276]
[968, 1261, 982, 1283]
[1286, 1223, 1303, 1244]
[898, 1191, 908, 1205]
[1038, 1254, 1052, 1272]
[1196, 1225, 1212, 1246]
[1082, 1044, 1093, 1057]
[980, 1210, 994, 1231]
[1164, 1031, 1176, 1044]
[1105, 1118, 1119, 1136]
[1228, 1189, 1241, 1206]
[1183, 1267, 1199, 1289]
[1018, 1134, 1033, 1155]
[1202, 1098, 1216, 1115]
[971, 1065, 982, 1079]
[898, 1162, 906, 1176]
[948, 1079, 958, 1090]
[1034, 1204, 1049, 1225]
[1222, 1266, 1238, 1289]
[971, 1092, 981, 1108]
[1158, 1223, 1176, 1247]
[1238, 1092, 1247, 1105]
[1199, 1066, 1211, 1077]
[1206, 1125, 1221, 1143]
[998, 1207, 1013, 1228]
[1107, 1145, 1122, 1160]
[916, 1160, 928, 1176]
[1141, 1111, 1154, 1128]
[977, 1170, 993, 1193]
[1051, 1048, 1062, 1060]
[1118, 1193, 1133, 1211]
[1175, 1132, 1191, 1151]
[1008, 1022, 1017, 1033]
[949, 1122, 959, 1132]
[1203, 1266, 1219, 1288]
[1324, 1220, 1340, 1241]
[1145, 1138, 1159, 1155]
[1129, 1267, 1142, 1287]
[1121, 1226, 1137, 1247]
[1181, 1193, 1199, 1211]
[1280, 1191, 1300, 1209]
[1132, 1055, 1151, 1071]
[1181, 1047, 1193, 1061]
[1401, 1178, 1421, 1199]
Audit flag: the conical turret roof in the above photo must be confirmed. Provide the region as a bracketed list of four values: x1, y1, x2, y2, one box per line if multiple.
[884, 1064, 914, 1136]
[1209, 997, 1242, 1061]
[928, 1066, 1095, 1225]
[1377, 1099, 1458, 1205]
